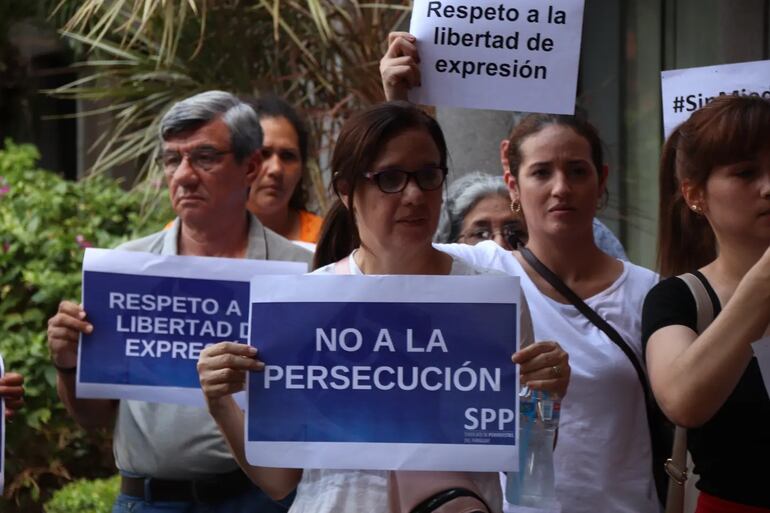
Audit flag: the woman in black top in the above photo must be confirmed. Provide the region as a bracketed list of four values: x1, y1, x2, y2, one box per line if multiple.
[642, 96, 770, 512]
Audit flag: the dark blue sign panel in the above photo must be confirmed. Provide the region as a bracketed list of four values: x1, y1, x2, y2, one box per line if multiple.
[77, 248, 307, 405]
[79, 270, 248, 403]
[246, 299, 519, 471]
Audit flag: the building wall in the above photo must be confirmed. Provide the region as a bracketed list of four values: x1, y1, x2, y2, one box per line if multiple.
[623, 0, 770, 268]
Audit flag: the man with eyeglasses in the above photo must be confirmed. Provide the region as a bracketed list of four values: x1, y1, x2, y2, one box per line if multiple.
[46, 91, 312, 513]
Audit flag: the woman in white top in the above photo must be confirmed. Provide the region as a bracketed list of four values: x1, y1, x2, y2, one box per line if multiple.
[196, 102, 570, 513]
[381, 32, 661, 513]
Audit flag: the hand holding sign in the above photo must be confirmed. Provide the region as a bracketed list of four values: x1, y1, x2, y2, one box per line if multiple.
[0, 373, 24, 418]
[47, 300, 93, 371]
[197, 342, 263, 405]
[381, 32, 422, 101]
[397, 0, 586, 113]
[198, 342, 304, 501]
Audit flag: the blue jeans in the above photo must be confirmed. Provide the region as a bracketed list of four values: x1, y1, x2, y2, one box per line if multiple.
[112, 485, 294, 513]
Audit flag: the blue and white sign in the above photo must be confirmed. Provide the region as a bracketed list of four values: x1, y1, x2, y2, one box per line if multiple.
[78, 248, 307, 406]
[245, 274, 521, 472]
[0, 354, 5, 495]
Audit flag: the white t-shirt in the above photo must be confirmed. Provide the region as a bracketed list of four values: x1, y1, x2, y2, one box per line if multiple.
[437, 241, 660, 513]
[288, 251, 515, 513]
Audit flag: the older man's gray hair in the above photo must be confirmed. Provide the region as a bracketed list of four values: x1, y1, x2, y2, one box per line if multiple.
[159, 90, 262, 162]
[435, 171, 510, 243]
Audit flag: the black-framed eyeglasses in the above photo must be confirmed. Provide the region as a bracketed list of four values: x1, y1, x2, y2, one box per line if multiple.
[364, 166, 448, 194]
[155, 148, 232, 175]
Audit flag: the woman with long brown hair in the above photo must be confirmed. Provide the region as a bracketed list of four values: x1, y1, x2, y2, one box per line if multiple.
[245, 95, 323, 246]
[196, 101, 569, 513]
[642, 95, 770, 512]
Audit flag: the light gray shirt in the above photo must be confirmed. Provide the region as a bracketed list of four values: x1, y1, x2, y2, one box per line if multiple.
[113, 214, 312, 479]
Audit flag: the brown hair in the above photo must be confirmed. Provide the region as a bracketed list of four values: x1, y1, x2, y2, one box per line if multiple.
[506, 114, 605, 179]
[242, 94, 311, 211]
[506, 113, 608, 216]
[657, 95, 770, 277]
[312, 101, 448, 269]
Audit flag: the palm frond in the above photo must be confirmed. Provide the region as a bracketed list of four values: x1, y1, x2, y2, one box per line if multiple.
[52, 0, 412, 214]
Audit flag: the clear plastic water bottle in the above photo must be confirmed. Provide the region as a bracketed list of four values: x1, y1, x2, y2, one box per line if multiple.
[505, 387, 561, 512]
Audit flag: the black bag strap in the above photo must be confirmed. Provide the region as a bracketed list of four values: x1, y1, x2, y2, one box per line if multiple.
[519, 247, 671, 505]
[519, 247, 652, 396]
[410, 488, 489, 513]
[663, 273, 717, 513]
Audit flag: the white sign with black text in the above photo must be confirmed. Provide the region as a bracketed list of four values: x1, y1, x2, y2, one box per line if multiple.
[408, 0, 585, 113]
[661, 59, 770, 137]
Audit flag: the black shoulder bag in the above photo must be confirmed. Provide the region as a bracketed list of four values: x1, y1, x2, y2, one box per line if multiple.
[519, 247, 672, 505]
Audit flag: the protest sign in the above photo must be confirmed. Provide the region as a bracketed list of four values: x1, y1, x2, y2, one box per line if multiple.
[77, 248, 307, 406]
[407, 0, 585, 113]
[245, 274, 521, 472]
[661, 59, 770, 137]
[0, 355, 4, 495]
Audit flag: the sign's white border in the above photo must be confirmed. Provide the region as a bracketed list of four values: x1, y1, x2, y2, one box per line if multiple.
[77, 248, 306, 407]
[245, 274, 521, 472]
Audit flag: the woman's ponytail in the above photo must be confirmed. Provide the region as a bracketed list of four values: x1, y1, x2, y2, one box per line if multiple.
[657, 128, 716, 277]
[312, 199, 359, 270]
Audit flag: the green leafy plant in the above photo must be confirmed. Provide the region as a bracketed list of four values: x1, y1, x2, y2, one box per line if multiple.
[44, 475, 119, 513]
[0, 139, 172, 512]
[51, 0, 411, 213]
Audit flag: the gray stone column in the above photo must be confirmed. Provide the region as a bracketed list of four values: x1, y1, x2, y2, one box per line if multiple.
[436, 108, 513, 182]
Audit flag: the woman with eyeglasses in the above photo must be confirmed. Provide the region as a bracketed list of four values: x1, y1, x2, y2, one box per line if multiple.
[435, 171, 526, 250]
[196, 101, 570, 513]
[381, 32, 661, 513]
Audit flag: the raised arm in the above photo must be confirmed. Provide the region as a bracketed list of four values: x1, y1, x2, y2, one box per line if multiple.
[380, 32, 422, 101]
[198, 342, 302, 500]
[47, 300, 117, 429]
[645, 248, 770, 428]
